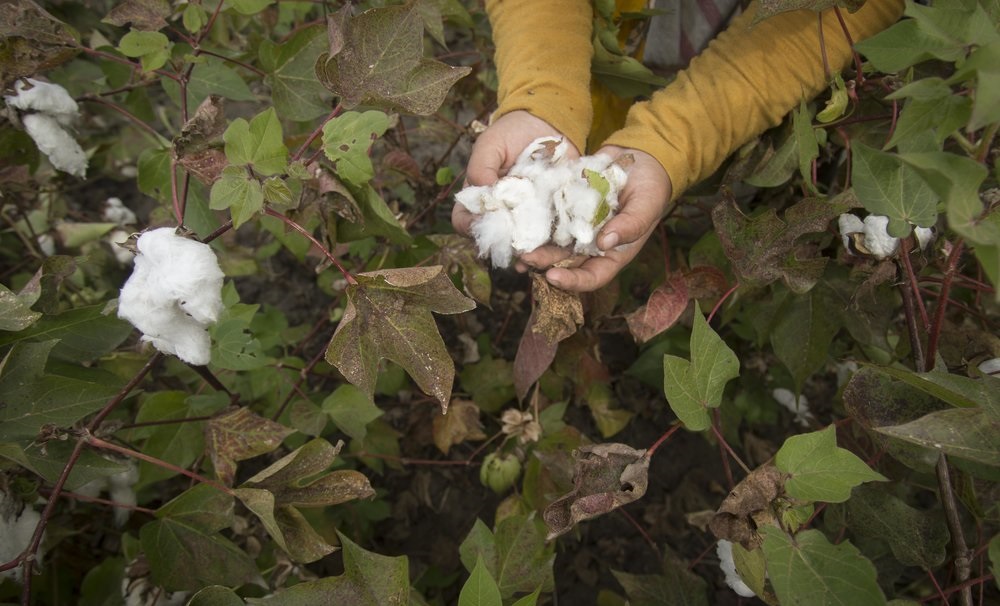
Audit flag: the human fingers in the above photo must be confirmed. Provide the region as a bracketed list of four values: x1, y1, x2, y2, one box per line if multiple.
[517, 243, 575, 270]
[543, 255, 624, 292]
[466, 132, 506, 187]
[451, 203, 477, 236]
[595, 148, 671, 251]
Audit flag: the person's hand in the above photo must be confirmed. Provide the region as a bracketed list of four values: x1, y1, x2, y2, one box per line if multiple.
[452, 111, 579, 236]
[517, 146, 672, 292]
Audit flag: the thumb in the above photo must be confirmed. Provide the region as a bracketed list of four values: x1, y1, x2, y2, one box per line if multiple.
[598, 185, 668, 250]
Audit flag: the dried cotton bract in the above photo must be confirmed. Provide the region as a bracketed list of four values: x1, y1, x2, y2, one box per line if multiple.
[455, 137, 629, 267]
[118, 228, 224, 366]
[4, 79, 88, 177]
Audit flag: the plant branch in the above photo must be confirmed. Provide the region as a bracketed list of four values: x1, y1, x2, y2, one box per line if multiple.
[195, 48, 267, 76]
[46, 489, 157, 515]
[936, 454, 973, 606]
[646, 423, 681, 457]
[974, 122, 998, 164]
[832, 8, 864, 84]
[79, 97, 162, 141]
[170, 157, 184, 225]
[201, 219, 234, 244]
[263, 207, 356, 284]
[707, 282, 740, 324]
[87, 434, 233, 495]
[292, 105, 344, 161]
[711, 409, 752, 475]
[186, 362, 236, 401]
[925, 239, 965, 368]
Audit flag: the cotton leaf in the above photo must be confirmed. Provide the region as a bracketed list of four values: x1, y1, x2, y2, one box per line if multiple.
[543, 443, 650, 539]
[102, 0, 170, 31]
[222, 107, 288, 176]
[625, 272, 689, 343]
[205, 407, 294, 485]
[314, 2, 471, 115]
[433, 399, 487, 454]
[325, 266, 475, 412]
[775, 426, 887, 503]
[852, 142, 938, 237]
[512, 308, 558, 402]
[321, 110, 390, 188]
[709, 464, 784, 549]
[259, 24, 331, 121]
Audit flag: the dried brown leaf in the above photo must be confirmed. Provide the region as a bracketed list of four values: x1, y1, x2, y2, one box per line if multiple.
[625, 272, 689, 343]
[0, 1, 78, 89]
[432, 399, 486, 454]
[177, 148, 227, 186]
[311, 165, 363, 223]
[102, 0, 170, 31]
[543, 443, 650, 539]
[709, 464, 785, 549]
[531, 273, 583, 343]
[174, 95, 227, 157]
[206, 407, 294, 485]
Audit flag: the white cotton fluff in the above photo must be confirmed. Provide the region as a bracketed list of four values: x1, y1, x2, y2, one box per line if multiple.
[717, 540, 756, 598]
[772, 387, 815, 428]
[73, 462, 140, 526]
[118, 228, 224, 366]
[21, 114, 88, 178]
[0, 497, 43, 583]
[5, 79, 88, 178]
[862, 215, 899, 260]
[103, 197, 138, 226]
[5, 79, 80, 127]
[978, 357, 1000, 376]
[107, 229, 135, 265]
[456, 137, 629, 267]
[122, 574, 189, 606]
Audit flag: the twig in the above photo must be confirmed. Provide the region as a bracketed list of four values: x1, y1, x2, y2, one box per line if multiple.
[87, 435, 233, 495]
[201, 219, 234, 244]
[263, 207, 356, 284]
[710, 410, 752, 475]
[646, 423, 681, 457]
[79, 97, 162, 141]
[291, 105, 344, 161]
[925, 240, 965, 368]
[707, 282, 740, 324]
[186, 362, 236, 400]
[45, 489, 157, 515]
[832, 8, 864, 84]
[936, 454, 973, 606]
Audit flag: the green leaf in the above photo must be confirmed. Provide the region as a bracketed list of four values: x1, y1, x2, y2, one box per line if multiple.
[458, 356, 515, 413]
[315, 2, 471, 115]
[458, 556, 502, 606]
[612, 551, 709, 606]
[861, 364, 997, 410]
[118, 29, 170, 72]
[247, 532, 409, 605]
[663, 303, 740, 431]
[336, 184, 413, 245]
[510, 589, 542, 606]
[211, 314, 269, 371]
[875, 407, 1000, 466]
[775, 426, 887, 502]
[321, 384, 383, 441]
[223, 107, 288, 176]
[229, 0, 273, 16]
[746, 131, 799, 187]
[259, 24, 330, 121]
[262, 176, 295, 208]
[761, 527, 885, 606]
[167, 60, 256, 107]
[130, 391, 206, 488]
[188, 586, 245, 606]
[713, 194, 852, 293]
[855, 19, 966, 73]
[770, 288, 840, 394]
[817, 74, 849, 123]
[326, 266, 475, 411]
[852, 142, 938, 236]
[458, 514, 555, 599]
[206, 406, 294, 485]
[0, 340, 124, 440]
[0, 303, 133, 363]
[321, 111, 391, 188]
[156, 483, 234, 532]
[140, 518, 258, 592]
[793, 99, 819, 190]
[0, 282, 41, 331]
[847, 483, 949, 568]
[885, 94, 971, 150]
[591, 38, 669, 98]
[753, 0, 865, 24]
[210, 166, 265, 229]
[0, 440, 128, 491]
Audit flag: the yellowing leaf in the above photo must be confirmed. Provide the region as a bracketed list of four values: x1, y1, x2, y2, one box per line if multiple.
[326, 266, 474, 411]
[433, 399, 487, 454]
[206, 407, 294, 485]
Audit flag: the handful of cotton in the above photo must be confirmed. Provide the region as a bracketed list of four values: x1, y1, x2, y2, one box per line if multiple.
[455, 137, 630, 268]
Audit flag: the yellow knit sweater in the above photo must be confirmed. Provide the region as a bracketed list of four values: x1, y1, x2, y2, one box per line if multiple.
[486, 0, 905, 201]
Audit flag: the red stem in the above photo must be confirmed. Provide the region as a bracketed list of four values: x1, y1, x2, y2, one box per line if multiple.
[646, 423, 681, 457]
[79, 97, 161, 141]
[925, 240, 965, 369]
[292, 105, 345, 161]
[263, 207, 356, 284]
[170, 157, 183, 225]
[832, 8, 864, 84]
[707, 282, 740, 324]
[87, 435, 233, 495]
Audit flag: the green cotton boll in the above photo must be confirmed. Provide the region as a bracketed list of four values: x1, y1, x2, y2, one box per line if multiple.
[817, 74, 849, 123]
[479, 452, 522, 494]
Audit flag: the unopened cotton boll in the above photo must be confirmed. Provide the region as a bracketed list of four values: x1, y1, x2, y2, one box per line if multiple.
[22, 113, 88, 178]
[717, 540, 756, 598]
[838, 213, 864, 252]
[914, 226, 934, 250]
[118, 228, 224, 366]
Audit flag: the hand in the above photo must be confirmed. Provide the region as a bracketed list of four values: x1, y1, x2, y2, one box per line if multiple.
[517, 146, 672, 292]
[452, 111, 579, 236]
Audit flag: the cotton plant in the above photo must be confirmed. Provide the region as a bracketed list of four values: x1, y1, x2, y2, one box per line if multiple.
[455, 137, 630, 267]
[117, 228, 224, 366]
[4, 78, 88, 178]
[838, 213, 934, 260]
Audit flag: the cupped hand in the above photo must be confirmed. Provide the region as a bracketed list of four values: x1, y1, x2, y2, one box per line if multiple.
[452, 111, 579, 236]
[517, 146, 673, 292]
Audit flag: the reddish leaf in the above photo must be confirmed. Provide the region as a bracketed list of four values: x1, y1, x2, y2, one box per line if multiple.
[205, 407, 294, 485]
[177, 148, 227, 186]
[543, 443, 650, 539]
[684, 266, 729, 300]
[625, 272, 689, 343]
[513, 309, 558, 402]
[325, 265, 475, 411]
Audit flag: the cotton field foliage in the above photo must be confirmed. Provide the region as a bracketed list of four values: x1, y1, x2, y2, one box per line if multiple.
[4, 78, 88, 177]
[455, 137, 630, 267]
[118, 228, 224, 366]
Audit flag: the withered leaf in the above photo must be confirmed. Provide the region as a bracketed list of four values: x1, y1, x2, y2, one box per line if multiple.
[325, 4, 351, 57]
[713, 193, 855, 294]
[314, 2, 471, 115]
[427, 234, 491, 306]
[325, 266, 475, 412]
[174, 95, 227, 157]
[177, 148, 227, 186]
[625, 272, 689, 344]
[531, 273, 584, 343]
[513, 308, 558, 402]
[0, 1, 79, 89]
[310, 164, 363, 223]
[206, 407, 294, 485]
[102, 0, 171, 31]
[432, 399, 487, 454]
[543, 443, 650, 539]
[709, 464, 785, 550]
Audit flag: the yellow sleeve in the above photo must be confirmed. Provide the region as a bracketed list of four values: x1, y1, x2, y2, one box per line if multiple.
[486, 0, 594, 152]
[602, 0, 905, 201]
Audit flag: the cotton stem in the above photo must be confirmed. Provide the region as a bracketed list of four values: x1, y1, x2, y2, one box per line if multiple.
[925, 239, 964, 368]
[263, 207, 356, 284]
[86, 435, 234, 496]
[292, 105, 344, 161]
[936, 454, 973, 606]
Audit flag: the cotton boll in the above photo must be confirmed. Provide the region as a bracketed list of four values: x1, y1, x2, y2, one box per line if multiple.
[772, 388, 815, 427]
[511, 198, 553, 253]
[36, 233, 56, 256]
[109, 463, 139, 527]
[118, 228, 224, 365]
[5, 79, 80, 126]
[862, 215, 899, 260]
[717, 540, 756, 598]
[22, 113, 88, 178]
[0, 498, 43, 583]
[914, 226, 934, 250]
[979, 357, 1000, 376]
[838, 213, 864, 252]
[103, 197, 137, 226]
[455, 185, 489, 214]
[471, 208, 516, 267]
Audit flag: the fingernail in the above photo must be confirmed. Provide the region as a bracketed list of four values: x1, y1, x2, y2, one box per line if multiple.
[602, 232, 619, 249]
[547, 274, 563, 288]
